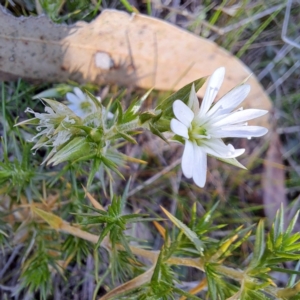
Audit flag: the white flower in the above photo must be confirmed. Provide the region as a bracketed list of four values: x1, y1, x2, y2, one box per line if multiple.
[66, 87, 98, 118]
[24, 99, 77, 153]
[170, 67, 268, 188]
[66, 87, 114, 119]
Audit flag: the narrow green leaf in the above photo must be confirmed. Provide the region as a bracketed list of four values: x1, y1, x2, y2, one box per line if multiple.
[85, 90, 103, 110]
[196, 201, 220, 231]
[15, 117, 40, 127]
[151, 249, 164, 288]
[284, 235, 300, 250]
[121, 89, 152, 124]
[131, 88, 153, 114]
[101, 156, 125, 179]
[120, 178, 131, 212]
[0, 229, 8, 237]
[274, 233, 283, 250]
[273, 207, 284, 242]
[205, 264, 217, 300]
[87, 158, 101, 188]
[116, 101, 123, 124]
[118, 131, 137, 144]
[149, 123, 168, 143]
[47, 137, 92, 165]
[32, 87, 63, 99]
[156, 77, 207, 116]
[139, 111, 156, 124]
[96, 223, 114, 249]
[161, 206, 204, 255]
[285, 210, 299, 236]
[248, 220, 265, 270]
[42, 98, 77, 116]
[271, 267, 300, 276]
[274, 251, 300, 260]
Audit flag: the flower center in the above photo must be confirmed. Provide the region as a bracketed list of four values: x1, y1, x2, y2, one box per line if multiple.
[80, 101, 92, 112]
[188, 122, 208, 141]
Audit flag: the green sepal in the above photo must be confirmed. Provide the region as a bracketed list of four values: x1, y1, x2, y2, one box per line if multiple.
[154, 117, 171, 133]
[217, 157, 247, 169]
[170, 134, 185, 145]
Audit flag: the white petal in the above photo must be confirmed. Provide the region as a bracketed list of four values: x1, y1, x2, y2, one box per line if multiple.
[208, 125, 268, 138]
[170, 119, 189, 139]
[67, 104, 78, 112]
[198, 67, 225, 118]
[201, 139, 245, 158]
[107, 111, 114, 120]
[181, 140, 194, 178]
[66, 92, 80, 104]
[207, 84, 251, 117]
[212, 109, 268, 127]
[73, 87, 86, 101]
[187, 84, 200, 114]
[173, 100, 194, 128]
[192, 144, 207, 188]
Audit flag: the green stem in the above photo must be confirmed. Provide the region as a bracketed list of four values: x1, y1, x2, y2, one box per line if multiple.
[215, 265, 244, 281]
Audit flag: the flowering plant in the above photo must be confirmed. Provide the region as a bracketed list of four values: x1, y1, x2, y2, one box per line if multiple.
[170, 67, 268, 187]
[7, 68, 299, 300]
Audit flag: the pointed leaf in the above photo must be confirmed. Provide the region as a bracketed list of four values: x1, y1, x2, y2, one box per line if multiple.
[285, 210, 299, 236]
[274, 206, 284, 237]
[156, 77, 207, 116]
[161, 206, 204, 255]
[101, 156, 125, 179]
[47, 137, 92, 165]
[149, 123, 168, 142]
[248, 220, 265, 270]
[139, 111, 157, 124]
[120, 178, 131, 212]
[131, 88, 153, 114]
[95, 223, 114, 249]
[118, 131, 137, 144]
[116, 101, 123, 124]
